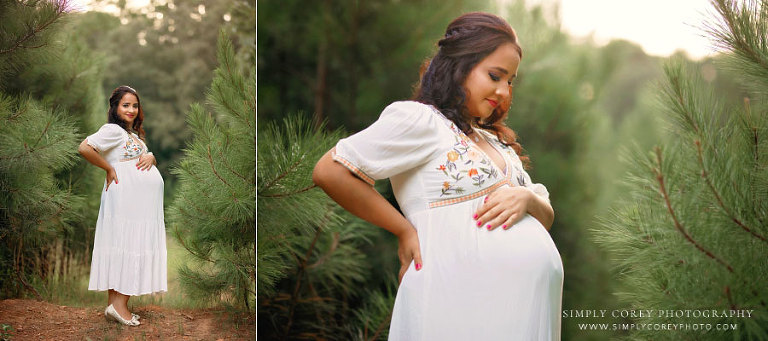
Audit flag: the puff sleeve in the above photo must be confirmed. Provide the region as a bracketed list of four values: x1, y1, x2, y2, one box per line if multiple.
[332, 101, 443, 185]
[522, 170, 550, 204]
[86, 124, 125, 152]
[506, 145, 551, 204]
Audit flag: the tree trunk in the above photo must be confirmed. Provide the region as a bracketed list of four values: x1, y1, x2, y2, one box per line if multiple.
[312, 0, 330, 129]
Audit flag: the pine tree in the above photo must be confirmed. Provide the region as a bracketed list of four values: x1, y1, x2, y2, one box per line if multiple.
[0, 96, 79, 298]
[0, 0, 97, 298]
[257, 114, 398, 339]
[596, 0, 768, 339]
[169, 31, 255, 311]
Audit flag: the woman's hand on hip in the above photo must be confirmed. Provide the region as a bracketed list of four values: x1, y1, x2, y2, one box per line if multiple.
[473, 186, 534, 231]
[105, 167, 118, 191]
[136, 153, 155, 171]
[397, 227, 423, 284]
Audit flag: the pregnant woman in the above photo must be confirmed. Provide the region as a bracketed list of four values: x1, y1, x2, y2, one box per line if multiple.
[312, 12, 563, 340]
[78, 85, 167, 326]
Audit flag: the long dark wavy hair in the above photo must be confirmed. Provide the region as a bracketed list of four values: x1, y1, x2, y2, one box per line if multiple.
[107, 85, 146, 141]
[412, 12, 529, 168]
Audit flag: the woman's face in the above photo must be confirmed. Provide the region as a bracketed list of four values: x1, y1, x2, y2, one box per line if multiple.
[462, 42, 521, 121]
[117, 93, 139, 125]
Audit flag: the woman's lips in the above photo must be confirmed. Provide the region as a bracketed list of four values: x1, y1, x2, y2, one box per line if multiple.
[487, 99, 498, 108]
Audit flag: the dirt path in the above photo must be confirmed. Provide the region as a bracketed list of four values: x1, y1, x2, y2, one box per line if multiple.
[0, 299, 254, 340]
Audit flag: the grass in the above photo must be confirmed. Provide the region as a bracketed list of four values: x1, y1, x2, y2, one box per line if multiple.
[44, 233, 216, 310]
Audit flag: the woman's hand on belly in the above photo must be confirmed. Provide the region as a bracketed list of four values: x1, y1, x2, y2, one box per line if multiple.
[136, 153, 155, 171]
[474, 186, 553, 231]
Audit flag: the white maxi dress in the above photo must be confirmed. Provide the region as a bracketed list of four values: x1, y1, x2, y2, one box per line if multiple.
[86, 123, 167, 296]
[333, 101, 563, 340]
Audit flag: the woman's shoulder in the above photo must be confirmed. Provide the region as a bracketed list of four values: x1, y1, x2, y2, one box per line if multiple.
[381, 101, 442, 122]
[385, 100, 433, 111]
[94, 123, 127, 136]
[99, 123, 125, 130]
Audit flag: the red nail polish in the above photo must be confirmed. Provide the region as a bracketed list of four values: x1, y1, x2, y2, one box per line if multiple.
[473, 214, 478, 219]
[486, 224, 492, 230]
[415, 263, 422, 270]
[484, 197, 488, 202]
[502, 224, 508, 230]
[476, 221, 482, 227]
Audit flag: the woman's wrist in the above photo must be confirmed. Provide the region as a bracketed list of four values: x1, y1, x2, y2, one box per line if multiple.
[524, 188, 554, 229]
[394, 224, 416, 240]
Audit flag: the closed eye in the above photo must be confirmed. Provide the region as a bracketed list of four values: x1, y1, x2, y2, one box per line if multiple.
[489, 73, 500, 82]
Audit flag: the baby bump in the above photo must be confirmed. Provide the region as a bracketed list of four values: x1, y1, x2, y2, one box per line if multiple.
[476, 215, 563, 275]
[100, 161, 164, 216]
[112, 160, 164, 186]
[419, 211, 562, 279]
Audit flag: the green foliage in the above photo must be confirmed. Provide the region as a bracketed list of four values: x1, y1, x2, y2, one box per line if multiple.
[596, 0, 768, 339]
[0, 0, 69, 85]
[257, 113, 399, 339]
[0, 95, 80, 297]
[0, 0, 104, 299]
[257, 114, 344, 295]
[705, 0, 768, 96]
[257, 0, 489, 131]
[169, 31, 255, 311]
[0, 323, 12, 341]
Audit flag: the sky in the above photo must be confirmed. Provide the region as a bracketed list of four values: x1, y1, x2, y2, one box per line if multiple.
[530, 0, 717, 59]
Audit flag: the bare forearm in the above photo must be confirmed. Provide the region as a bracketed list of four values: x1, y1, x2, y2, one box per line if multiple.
[78, 140, 112, 171]
[312, 149, 414, 238]
[528, 193, 554, 230]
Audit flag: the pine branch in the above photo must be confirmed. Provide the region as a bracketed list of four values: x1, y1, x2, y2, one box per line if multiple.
[695, 139, 767, 243]
[0, 1, 67, 55]
[212, 30, 253, 128]
[7, 101, 28, 120]
[259, 184, 316, 198]
[743, 97, 759, 162]
[305, 279, 328, 331]
[369, 310, 392, 341]
[173, 223, 215, 264]
[282, 221, 324, 340]
[653, 147, 734, 273]
[32, 116, 52, 148]
[215, 145, 252, 185]
[305, 231, 339, 270]
[179, 196, 232, 223]
[260, 157, 304, 192]
[711, 0, 768, 73]
[0, 139, 61, 161]
[212, 81, 252, 129]
[666, 63, 701, 134]
[206, 144, 238, 201]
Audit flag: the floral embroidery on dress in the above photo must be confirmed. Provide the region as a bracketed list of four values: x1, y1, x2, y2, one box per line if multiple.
[122, 134, 144, 160]
[486, 136, 527, 186]
[436, 123, 499, 196]
[514, 164, 527, 186]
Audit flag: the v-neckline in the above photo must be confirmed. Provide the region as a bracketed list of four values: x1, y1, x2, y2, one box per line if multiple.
[126, 131, 144, 149]
[427, 104, 509, 177]
[127, 131, 138, 141]
[468, 128, 508, 177]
